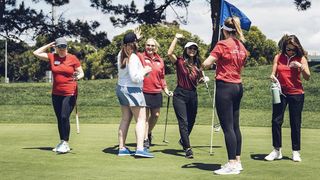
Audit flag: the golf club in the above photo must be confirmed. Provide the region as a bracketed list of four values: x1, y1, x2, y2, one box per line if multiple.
[75, 103, 80, 134]
[202, 71, 220, 155]
[163, 96, 170, 143]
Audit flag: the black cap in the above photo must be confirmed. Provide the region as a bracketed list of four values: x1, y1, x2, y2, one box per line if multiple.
[123, 32, 137, 44]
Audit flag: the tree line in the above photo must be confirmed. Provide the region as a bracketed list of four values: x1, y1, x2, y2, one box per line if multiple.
[0, 0, 310, 82]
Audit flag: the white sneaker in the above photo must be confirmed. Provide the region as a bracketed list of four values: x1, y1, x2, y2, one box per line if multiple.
[56, 141, 70, 154]
[52, 141, 63, 152]
[265, 149, 282, 161]
[292, 151, 301, 162]
[221, 161, 243, 171]
[214, 162, 240, 175]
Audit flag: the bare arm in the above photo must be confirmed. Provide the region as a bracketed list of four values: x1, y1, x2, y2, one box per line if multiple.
[290, 56, 311, 81]
[33, 42, 55, 61]
[74, 66, 84, 80]
[202, 55, 216, 70]
[300, 56, 311, 81]
[167, 33, 183, 64]
[270, 54, 280, 81]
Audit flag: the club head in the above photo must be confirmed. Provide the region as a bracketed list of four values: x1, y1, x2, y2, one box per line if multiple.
[163, 140, 169, 143]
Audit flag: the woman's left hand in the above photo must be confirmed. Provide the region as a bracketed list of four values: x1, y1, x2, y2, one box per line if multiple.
[289, 61, 302, 69]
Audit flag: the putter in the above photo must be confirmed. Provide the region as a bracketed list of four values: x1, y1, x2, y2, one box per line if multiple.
[163, 96, 170, 143]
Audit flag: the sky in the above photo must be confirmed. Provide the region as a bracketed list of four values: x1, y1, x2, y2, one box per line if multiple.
[20, 0, 320, 54]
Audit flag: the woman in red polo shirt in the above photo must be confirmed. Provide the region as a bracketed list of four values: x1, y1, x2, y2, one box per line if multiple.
[33, 37, 84, 154]
[168, 33, 203, 159]
[202, 16, 247, 175]
[139, 38, 173, 149]
[265, 34, 310, 162]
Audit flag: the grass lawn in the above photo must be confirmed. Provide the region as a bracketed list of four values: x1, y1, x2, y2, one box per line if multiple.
[0, 124, 319, 180]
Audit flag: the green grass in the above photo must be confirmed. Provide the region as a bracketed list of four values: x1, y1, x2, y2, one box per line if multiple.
[0, 124, 319, 179]
[1, 65, 319, 128]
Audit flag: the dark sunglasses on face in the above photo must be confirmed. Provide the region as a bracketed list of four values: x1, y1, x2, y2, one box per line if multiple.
[57, 44, 67, 49]
[286, 47, 295, 52]
[188, 47, 198, 51]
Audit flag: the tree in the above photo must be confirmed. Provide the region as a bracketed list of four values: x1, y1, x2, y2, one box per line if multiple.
[90, 0, 311, 48]
[0, 0, 110, 48]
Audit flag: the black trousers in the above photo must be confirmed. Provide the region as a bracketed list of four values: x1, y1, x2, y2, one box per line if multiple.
[272, 94, 304, 151]
[52, 95, 76, 141]
[173, 86, 198, 149]
[215, 80, 243, 160]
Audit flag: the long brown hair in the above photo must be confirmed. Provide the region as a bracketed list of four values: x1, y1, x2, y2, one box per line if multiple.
[280, 34, 307, 58]
[120, 42, 138, 69]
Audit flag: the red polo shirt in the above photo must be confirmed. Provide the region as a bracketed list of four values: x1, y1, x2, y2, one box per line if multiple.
[210, 38, 247, 83]
[276, 54, 304, 94]
[48, 53, 81, 96]
[175, 57, 201, 91]
[138, 52, 167, 93]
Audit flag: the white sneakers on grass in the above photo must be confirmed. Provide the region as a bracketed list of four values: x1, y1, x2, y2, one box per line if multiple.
[214, 162, 241, 175]
[265, 149, 283, 161]
[52, 141, 70, 154]
[265, 149, 302, 162]
[292, 151, 301, 162]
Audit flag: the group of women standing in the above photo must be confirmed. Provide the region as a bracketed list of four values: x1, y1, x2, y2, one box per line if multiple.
[33, 15, 310, 176]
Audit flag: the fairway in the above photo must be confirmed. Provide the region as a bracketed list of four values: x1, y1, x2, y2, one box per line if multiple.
[0, 124, 319, 180]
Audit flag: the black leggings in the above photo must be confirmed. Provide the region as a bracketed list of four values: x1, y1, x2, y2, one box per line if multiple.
[216, 80, 243, 160]
[52, 95, 76, 141]
[173, 86, 198, 149]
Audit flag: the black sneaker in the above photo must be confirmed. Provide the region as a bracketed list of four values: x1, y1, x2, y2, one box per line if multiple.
[185, 148, 193, 159]
[143, 139, 150, 149]
[148, 133, 153, 146]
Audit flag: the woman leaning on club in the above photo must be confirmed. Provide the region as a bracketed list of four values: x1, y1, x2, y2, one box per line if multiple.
[202, 16, 248, 175]
[33, 37, 84, 154]
[264, 34, 310, 162]
[138, 38, 173, 149]
[167, 33, 204, 159]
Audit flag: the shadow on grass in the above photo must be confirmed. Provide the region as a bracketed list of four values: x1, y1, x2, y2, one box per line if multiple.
[250, 154, 291, 161]
[22, 147, 53, 151]
[102, 145, 118, 155]
[181, 163, 221, 171]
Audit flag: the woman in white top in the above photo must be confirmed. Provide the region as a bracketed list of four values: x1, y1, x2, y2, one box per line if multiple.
[116, 30, 153, 158]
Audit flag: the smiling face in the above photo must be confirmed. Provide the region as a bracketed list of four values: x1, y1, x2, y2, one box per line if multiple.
[145, 39, 158, 56]
[55, 45, 67, 57]
[186, 45, 198, 57]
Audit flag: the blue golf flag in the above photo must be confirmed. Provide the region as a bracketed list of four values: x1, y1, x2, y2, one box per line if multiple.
[219, 0, 251, 31]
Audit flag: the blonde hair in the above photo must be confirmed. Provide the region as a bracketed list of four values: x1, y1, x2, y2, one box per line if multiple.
[145, 38, 160, 53]
[224, 16, 245, 42]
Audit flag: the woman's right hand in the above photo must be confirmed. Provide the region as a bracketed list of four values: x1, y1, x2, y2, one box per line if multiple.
[144, 66, 152, 76]
[175, 33, 183, 39]
[270, 74, 277, 82]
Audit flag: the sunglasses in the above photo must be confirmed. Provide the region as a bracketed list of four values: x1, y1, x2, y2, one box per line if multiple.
[188, 47, 198, 51]
[286, 47, 295, 52]
[57, 44, 67, 49]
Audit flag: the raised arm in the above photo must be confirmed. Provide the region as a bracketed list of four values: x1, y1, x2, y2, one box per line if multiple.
[167, 33, 183, 64]
[33, 42, 55, 61]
